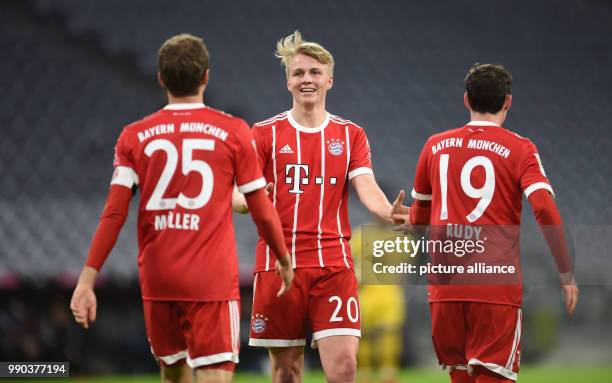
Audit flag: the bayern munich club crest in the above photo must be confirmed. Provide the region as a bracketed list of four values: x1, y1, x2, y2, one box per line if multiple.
[327, 138, 344, 156]
[251, 314, 268, 334]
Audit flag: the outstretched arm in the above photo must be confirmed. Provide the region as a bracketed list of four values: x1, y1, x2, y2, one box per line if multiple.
[351, 174, 396, 224]
[528, 189, 579, 315]
[71, 184, 132, 328]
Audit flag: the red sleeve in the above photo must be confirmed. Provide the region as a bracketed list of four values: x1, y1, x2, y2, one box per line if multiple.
[111, 129, 139, 188]
[528, 189, 572, 273]
[348, 127, 373, 180]
[519, 140, 554, 198]
[410, 199, 432, 225]
[245, 188, 288, 262]
[85, 185, 133, 271]
[234, 120, 266, 194]
[411, 140, 432, 201]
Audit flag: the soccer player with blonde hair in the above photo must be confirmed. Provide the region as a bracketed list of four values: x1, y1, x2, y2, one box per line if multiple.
[234, 31, 405, 383]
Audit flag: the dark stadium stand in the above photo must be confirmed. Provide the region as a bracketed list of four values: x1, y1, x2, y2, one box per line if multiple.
[1, 0, 611, 373]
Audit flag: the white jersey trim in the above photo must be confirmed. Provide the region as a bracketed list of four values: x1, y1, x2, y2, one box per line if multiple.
[288, 109, 330, 133]
[348, 167, 373, 180]
[506, 308, 522, 371]
[523, 182, 555, 198]
[317, 128, 326, 267]
[229, 300, 240, 355]
[265, 125, 278, 271]
[158, 350, 188, 365]
[467, 359, 517, 381]
[248, 338, 306, 347]
[411, 188, 433, 201]
[290, 127, 302, 268]
[312, 328, 362, 342]
[467, 120, 500, 127]
[111, 166, 139, 188]
[237, 177, 266, 194]
[187, 352, 239, 367]
[163, 103, 206, 110]
[337, 126, 350, 268]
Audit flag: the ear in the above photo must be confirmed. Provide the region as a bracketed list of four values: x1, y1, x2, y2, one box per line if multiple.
[157, 72, 165, 88]
[201, 69, 209, 86]
[504, 94, 512, 111]
[328, 76, 334, 90]
[463, 92, 471, 110]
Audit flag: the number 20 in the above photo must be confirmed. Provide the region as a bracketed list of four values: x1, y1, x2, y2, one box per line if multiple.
[329, 296, 359, 323]
[144, 138, 215, 211]
[439, 155, 495, 222]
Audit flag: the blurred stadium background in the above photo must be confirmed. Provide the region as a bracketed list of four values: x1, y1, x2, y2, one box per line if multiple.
[1, 0, 611, 380]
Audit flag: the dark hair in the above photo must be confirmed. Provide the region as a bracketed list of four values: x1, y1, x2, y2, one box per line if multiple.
[158, 34, 209, 97]
[465, 63, 512, 114]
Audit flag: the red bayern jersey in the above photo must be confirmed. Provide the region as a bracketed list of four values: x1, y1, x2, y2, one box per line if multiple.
[111, 103, 265, 301]
[252, 111, 373, 272]
[412, 121, 554, 306]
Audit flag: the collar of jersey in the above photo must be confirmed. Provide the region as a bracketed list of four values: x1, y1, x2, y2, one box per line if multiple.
[164, 103, 206, 110]
[467, 120, 500, 127]
[287, 110, 330, 133]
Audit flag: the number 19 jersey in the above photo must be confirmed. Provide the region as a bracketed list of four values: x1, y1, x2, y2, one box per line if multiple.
[111, 104, 265, 302]
[411, 121, 554, 306]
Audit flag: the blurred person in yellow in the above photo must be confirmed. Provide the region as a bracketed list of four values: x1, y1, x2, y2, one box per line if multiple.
[351, 225, 405, 383]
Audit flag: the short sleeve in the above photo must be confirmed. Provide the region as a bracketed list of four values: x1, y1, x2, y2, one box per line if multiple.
[411, 141, 432, 201]
[519, 141, 554, 198]
[348, 127, 374, 180]
[234, 120, 266, 194]
[110, 129, 139, 188]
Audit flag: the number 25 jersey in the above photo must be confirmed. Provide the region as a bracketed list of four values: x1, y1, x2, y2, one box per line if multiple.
[111, 104, 265, 302]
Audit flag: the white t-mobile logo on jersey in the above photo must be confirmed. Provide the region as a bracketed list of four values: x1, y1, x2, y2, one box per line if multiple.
[285, 164, 309, 194]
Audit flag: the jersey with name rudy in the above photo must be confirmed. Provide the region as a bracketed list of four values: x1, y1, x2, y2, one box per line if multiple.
[412, 122, 554, 306]
[111, 104, 265, 301]
[252, 111, 373, 272]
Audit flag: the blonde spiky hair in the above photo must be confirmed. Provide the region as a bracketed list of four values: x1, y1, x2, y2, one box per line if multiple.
[275, 31, 335, 77]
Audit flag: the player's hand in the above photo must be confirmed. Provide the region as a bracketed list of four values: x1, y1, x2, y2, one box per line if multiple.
[275, 256, 294, 297]
[560, 273, 579, 316]
[265, 182, 274, 196]
[70, 284, 97, 329]
[391, 190, 410, 225]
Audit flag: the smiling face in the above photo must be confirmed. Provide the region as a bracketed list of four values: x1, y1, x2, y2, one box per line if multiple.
[287, 53, 333, 108]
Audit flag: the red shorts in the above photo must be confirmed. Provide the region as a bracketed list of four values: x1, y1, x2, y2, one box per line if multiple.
[249, 267, 361, 348]
[430, 302, 522, 381]
[143, 300, 240, 371]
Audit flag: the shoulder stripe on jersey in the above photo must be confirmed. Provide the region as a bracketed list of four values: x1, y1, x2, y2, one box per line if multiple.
[237, 178, 266, 194]
[255, 112, 288, 127]
[411, 188, 432, 201]
[523, 182, 555, 199]
[111, 166, 139, 188]
[265, 125, 278, 271]
[316, 128, 326, 267]
[290, 128, 301, 268]
[330, 115, 364, 130]
[348, 167, 373, 180]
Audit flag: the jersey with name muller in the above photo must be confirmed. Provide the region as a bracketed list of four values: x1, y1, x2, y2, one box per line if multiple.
[111, 103, 265, 302]
[412, 121, 554, 307]
[252, 111, 373, 272]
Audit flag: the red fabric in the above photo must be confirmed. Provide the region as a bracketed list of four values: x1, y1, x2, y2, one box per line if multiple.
[410, 199, 431, 225]
[411, 122, 555, 306]
[450, 369, 474, 383]
[143, 300, 239, 368]
[113, 105, 264, 301]
[527, 189, 572, 273]
[251, 112, 372, 271]
[244, 188, 288, 262]
[473, 366, 513, 383]
[249, 267, 360, 345]
[85, 185, 132, 271]
[430, 302, 521, 381]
